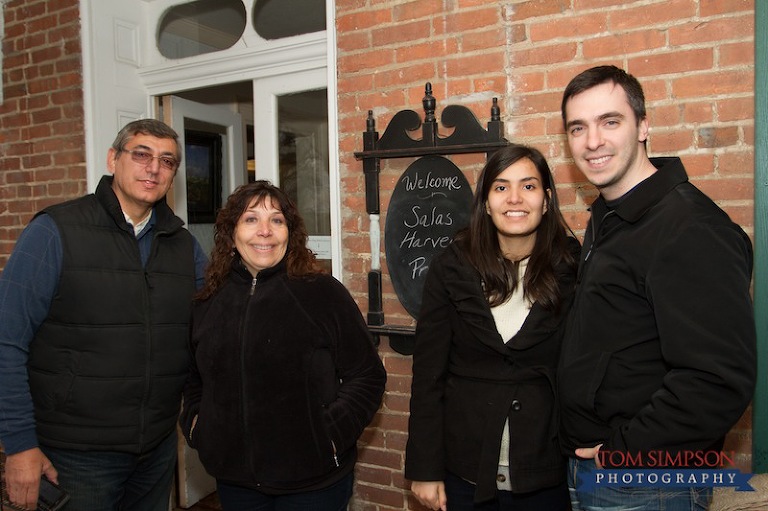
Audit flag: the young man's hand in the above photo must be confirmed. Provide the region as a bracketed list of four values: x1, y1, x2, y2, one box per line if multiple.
[575, 443, 604, 468]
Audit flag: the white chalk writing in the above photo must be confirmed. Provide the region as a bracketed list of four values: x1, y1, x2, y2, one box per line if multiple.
[403, 171, 462, 192]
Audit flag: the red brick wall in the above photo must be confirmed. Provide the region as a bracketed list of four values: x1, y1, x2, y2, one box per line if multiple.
[336, 1, 755, 509]
[0, 0, 86, 268]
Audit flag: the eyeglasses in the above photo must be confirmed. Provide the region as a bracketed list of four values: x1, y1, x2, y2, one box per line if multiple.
[123, 149, 179, 172]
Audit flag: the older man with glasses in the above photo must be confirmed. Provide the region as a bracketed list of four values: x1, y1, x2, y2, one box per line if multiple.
[0, 119, 208, 511]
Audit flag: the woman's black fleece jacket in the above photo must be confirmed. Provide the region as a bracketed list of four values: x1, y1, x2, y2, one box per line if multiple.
[180, 260, 386, 493]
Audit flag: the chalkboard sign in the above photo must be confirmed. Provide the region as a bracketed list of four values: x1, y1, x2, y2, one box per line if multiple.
[384, 155, 472, 318]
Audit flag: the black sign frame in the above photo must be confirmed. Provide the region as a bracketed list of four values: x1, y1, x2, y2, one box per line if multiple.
[354, 83, 508, 354]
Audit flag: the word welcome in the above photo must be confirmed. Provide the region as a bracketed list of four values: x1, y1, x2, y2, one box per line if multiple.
[403, 171, 463, 192]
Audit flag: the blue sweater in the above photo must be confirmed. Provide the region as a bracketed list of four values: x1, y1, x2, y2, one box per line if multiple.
[0, 211, 208, 454]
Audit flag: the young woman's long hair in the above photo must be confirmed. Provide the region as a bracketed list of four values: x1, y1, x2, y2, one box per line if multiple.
[196, 180, 322, 300]
[454, 144, 576, 310]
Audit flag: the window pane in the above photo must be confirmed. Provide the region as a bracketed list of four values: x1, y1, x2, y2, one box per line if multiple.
[277, 89, 329, 245]
[253, 0, 326, 40]
[158, 0, 246, 59]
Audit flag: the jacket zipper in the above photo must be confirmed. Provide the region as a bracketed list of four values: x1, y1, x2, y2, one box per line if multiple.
[581, 209, 615, 269]
[242, 276, 257, 474]
[138, 228, 163, 451]
[243, 273, 339, 471]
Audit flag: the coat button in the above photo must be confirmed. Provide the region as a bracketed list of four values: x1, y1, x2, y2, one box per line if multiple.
[497, 473, 507, 483]
[511, 399, 522, 411]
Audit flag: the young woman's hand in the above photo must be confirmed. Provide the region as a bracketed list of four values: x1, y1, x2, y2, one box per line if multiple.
[411, 480, 447, 510]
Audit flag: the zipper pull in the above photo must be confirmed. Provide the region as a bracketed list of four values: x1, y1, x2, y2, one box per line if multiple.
[332, 440, 339, 467]
[250, 277, 257, 296]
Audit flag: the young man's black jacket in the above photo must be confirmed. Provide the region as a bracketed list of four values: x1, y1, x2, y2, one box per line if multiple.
[558, 157, 756, 464]
[180, 260, 386, 493]
[406, 238, 579, 503]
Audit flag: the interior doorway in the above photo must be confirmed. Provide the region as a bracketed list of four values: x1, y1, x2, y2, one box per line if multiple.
[161, 91, 248, 256]
[165, 76, 333, 272]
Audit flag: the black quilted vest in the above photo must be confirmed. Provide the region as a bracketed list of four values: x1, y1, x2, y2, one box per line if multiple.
[28, 176, 196, 453]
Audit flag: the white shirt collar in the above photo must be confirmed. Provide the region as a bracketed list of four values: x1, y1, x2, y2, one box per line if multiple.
[124, 210, 152, 236]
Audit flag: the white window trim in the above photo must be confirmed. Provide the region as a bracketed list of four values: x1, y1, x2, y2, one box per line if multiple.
[324, 1, 342, 279]
[138, 33, 328, 96]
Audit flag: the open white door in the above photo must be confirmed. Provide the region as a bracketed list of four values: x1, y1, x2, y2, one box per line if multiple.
[162, 96, 245, 508]
[163, 95, 246, 256]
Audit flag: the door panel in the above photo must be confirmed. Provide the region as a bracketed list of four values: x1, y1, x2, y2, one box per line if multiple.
[163, 95, 246, 256]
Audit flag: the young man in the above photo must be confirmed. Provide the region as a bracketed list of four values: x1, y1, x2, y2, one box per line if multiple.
[558, 65, 756, 510]
[0, 119, 208, 510]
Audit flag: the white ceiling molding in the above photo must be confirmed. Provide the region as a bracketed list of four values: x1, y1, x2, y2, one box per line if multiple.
[138, 32, 327, 95]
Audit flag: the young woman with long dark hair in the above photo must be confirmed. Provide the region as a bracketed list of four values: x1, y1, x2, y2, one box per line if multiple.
[405, 144, 579, 511]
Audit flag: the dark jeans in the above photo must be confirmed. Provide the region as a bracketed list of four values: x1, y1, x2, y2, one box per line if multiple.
[41, 430, 177, 511]
[568, 458, 712, 511]
[216, 472, 354, 511]
[444, 472, 571, 511]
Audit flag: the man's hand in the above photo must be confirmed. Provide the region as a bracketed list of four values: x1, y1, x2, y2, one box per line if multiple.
[575, 443, 604, 468]
[411, 480, 447, 511]
[5, 447, 58, 510]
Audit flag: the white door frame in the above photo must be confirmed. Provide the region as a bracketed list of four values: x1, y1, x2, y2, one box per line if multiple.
[253, 70, 342, 276]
